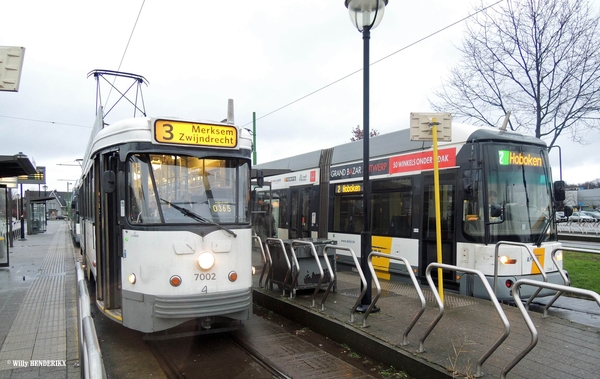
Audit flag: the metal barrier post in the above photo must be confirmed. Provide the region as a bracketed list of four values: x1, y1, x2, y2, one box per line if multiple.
[503, 280, 600, 379]
[76, 262, 106, 379]
[364, 252, 425, 346]
[329, 247, 367, 323]
[252, 236, 271, 288]
[292, 240, 336, 309]
[265, 238, 292, 297]
[423, 263, 510, 378]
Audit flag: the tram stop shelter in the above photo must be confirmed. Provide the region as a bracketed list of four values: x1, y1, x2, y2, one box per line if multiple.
[0, 153, 37, 268]
[26, 196, 53, 235]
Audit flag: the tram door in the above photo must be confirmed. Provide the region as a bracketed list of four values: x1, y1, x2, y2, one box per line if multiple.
[289, 186, 312, 239]
[419, 171, 457, 287]
[96, 153, 122, 310]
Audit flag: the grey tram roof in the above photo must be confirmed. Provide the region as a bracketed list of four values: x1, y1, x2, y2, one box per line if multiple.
[254, 124, 547, 173]
[255, 128, 430, 173]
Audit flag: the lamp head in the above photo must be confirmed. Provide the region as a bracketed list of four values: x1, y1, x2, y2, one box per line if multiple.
[345, 0, 388, 32]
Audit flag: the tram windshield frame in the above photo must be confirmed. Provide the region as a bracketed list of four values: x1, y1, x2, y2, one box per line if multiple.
[127, 153, 250, 225]
[463, 143, 556, 244]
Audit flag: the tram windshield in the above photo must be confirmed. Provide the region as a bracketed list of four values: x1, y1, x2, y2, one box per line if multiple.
[463, 144, 556, 243]
[127, 154, 250, 225]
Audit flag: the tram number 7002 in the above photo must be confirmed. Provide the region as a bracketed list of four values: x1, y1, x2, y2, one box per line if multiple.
[195, 273, 216, 281]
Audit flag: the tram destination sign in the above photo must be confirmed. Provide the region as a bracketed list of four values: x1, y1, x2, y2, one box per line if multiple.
[154, 120, 237, 148]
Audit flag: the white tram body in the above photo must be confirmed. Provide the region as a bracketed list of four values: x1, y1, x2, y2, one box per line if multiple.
[254, 123, 566, 301]
[77, 111, 253, 332]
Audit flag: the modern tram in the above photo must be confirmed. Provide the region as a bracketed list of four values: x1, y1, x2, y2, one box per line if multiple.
[254, 122, 568, 301]
[76, 91, 254, 332]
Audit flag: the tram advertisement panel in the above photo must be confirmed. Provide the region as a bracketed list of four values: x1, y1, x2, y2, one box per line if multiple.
[389, 148, 456, 174]
[329, 148, 456, 180]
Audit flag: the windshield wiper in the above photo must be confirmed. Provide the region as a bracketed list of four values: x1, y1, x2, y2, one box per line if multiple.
[159, 198, 237, 237]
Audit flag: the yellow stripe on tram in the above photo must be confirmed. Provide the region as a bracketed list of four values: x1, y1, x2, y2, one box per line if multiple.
[371, 236, 393, 280]
[531, 247, 545, 274]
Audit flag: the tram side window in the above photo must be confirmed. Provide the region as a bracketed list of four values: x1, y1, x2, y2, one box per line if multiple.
[372, 178, 413, 238]
[333, 194, 363, 234]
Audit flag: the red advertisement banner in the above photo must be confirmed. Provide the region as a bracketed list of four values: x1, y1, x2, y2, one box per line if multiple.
[389, 148, 456, 174]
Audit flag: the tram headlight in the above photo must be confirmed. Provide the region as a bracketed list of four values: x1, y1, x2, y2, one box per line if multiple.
[128, 273, 137, 284]
[555, 251, 563, 261]
[500, 255, 517, 264]
[197, 252, 215, 270]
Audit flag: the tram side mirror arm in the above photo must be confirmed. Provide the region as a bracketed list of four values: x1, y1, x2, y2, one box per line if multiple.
[102, 171, 116, 193]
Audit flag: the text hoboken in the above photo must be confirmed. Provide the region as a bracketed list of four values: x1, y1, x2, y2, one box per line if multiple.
[509, 152, 542, 167]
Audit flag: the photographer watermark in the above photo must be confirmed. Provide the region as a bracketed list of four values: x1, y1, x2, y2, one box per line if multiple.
[7, 360, 66, 368]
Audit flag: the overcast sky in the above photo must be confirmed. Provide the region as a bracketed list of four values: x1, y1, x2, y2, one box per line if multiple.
[1, 0, 599, 194]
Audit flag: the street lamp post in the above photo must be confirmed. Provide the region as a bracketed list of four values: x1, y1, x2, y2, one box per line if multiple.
[345, 0, 387, 311]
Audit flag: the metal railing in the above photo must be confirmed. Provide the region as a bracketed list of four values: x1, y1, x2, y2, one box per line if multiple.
[542, 247, 600, 317]
[557, 220, 600, 235]
[265, 238, 297, 297]
[423, 263, 510, 378]
[291, 240, 335, 310]
[76, 262, 106, 379]
[503, 280, 600, 379]
[334, 247, 368, 323]
[252, 236, 272, 289]
[363, 252, 425, 346]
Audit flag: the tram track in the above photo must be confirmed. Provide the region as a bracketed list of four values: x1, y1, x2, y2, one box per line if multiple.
[146, 332, 290, 379]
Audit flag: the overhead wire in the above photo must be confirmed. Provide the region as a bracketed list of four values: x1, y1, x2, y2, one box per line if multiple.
[2, 1, 500, 130]
[0, 115, 90, 129]
[0, 1, 147, 129]
[241, 0, 503, 127]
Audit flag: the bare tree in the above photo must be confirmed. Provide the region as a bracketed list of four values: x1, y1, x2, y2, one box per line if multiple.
[430, 0, 600, 148]
[350, 125, 380, 141]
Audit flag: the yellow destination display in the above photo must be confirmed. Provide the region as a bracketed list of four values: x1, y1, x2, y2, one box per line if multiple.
[154, 120, 237, 148]
[335, 183, 363, 194]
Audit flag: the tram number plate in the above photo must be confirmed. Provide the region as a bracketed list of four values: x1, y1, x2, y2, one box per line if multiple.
[195, 273, 216, 281]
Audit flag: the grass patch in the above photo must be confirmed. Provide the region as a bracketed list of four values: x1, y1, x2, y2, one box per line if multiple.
[563, 251, 600, 294]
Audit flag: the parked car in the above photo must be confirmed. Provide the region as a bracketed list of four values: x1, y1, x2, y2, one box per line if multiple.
[555, 211, 568, 222]
[569, 211, 595, 222]
[582, 210, 600, 222]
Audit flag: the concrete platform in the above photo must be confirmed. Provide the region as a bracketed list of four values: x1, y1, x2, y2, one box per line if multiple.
[252, 251, 600, 379]
[0, 221, 80, 379]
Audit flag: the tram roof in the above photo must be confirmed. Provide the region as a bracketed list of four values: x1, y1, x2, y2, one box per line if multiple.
[254, 123, 547, 172]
